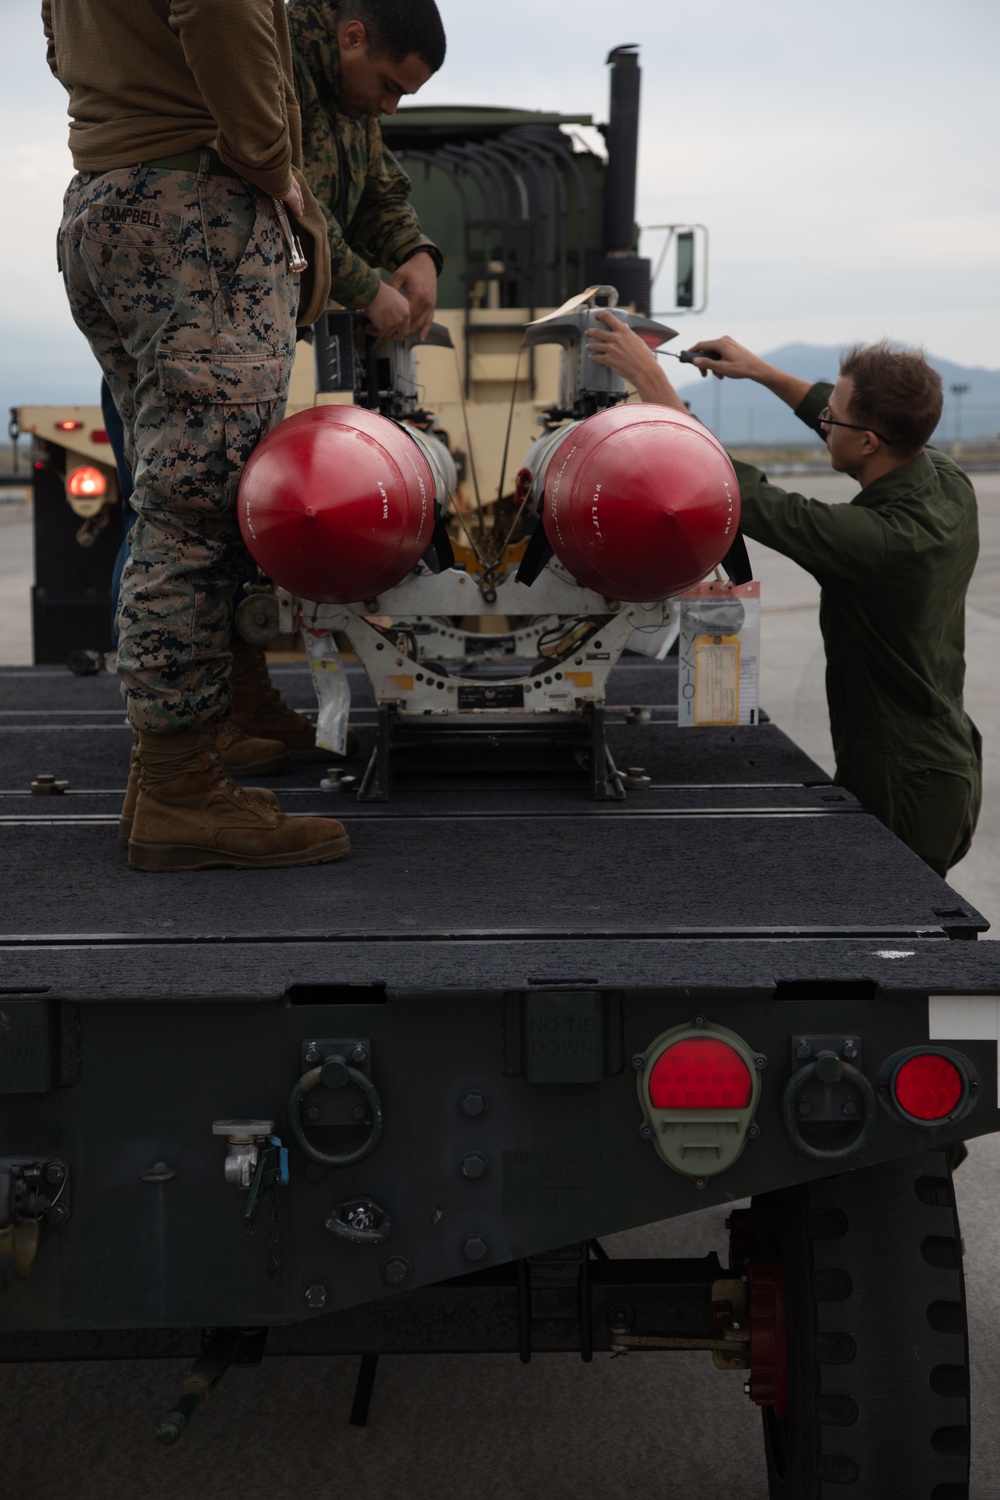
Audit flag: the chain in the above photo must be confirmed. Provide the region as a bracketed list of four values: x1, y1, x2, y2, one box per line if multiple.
[263, 1176, 282, 1279]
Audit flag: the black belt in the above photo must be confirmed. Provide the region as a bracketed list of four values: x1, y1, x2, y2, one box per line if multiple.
[141, 149, 236, 176]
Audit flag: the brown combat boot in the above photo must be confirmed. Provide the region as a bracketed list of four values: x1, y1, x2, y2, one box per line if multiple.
[230, 635, 358, 761]
[118, 733, 281, 842]
[128, 726, 350, 872]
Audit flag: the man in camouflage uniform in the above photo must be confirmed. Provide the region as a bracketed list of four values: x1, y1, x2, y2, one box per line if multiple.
[226, 0, 448, 757]
[47, 0, 350, 871]
[287, 0, 446, 340]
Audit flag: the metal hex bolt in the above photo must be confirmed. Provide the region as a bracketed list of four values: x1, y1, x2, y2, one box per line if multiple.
[754, 1055, 767, 1070]
[46, 1202, 70, 1227]
[842, 1040, 859, 1061]
[693, 1015, 707, 1028]
[459, 1090, 488, 1119]
[305, 1105, 322, 1123]
[747, 1123, 761, 1139]
[304, 1283, 327, 1309]
[798, 1099, 812, 1117]
[304, 1044, 321, 1066]
[639, 1123, 653, 1139]
[631, 1054, 646, 1071]
[42, 1161, 65, 1187]
[843, 1099, 859, 1117]
[382, 1257, 411, 1286]
[351, 1105, 367, 1122]
[350, 1044, 368, 1065]
[460, 1152, 489, 1181]
[796, 1040, 812, 1059]
[461, 1234, 489, 1263]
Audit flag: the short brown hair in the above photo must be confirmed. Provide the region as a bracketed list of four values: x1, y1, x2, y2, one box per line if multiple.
[839, 341, 942, 455]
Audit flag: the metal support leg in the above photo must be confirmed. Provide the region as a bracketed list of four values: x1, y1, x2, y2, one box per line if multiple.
[589, 704, 625, 801]
[358, 706, 394, 802]
[349, 1352, 380, 1427]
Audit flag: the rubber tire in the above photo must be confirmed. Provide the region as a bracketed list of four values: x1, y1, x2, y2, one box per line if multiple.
[751, 1149, 970, 1499]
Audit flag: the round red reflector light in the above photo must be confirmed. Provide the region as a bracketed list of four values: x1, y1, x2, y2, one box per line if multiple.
[648, 1038, 753, 1110]
[56, 419, 83, 431]
[893, 1053, 964, 1121]
[67, 466, 107, 499]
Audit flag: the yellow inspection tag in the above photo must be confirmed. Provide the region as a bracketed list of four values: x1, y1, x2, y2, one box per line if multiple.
[694, 634, 740, 725]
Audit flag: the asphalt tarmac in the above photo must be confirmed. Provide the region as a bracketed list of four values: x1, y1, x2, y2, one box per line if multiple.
[1, 473, 999, 1499]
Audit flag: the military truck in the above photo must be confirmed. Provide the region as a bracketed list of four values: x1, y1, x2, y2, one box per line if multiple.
[4, 46, 997, 1500]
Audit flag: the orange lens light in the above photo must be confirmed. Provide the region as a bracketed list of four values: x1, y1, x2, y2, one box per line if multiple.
[67, 466, 107, 499]
[893, 1053, 964, 1121]
[648, 1038, 754, 1110]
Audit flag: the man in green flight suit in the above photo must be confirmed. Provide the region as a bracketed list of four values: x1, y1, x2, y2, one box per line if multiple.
[287, 0, 446, 340]
[586, 317, 981, 878]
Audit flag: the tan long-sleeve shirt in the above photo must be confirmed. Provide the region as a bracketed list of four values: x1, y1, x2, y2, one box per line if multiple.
[43, 0, 299, 194]
[43, 0, 331, 323]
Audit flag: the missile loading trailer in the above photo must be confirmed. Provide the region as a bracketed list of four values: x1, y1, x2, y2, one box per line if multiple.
[3, 655, 998, 1499]
[5, 46, 999, 1500]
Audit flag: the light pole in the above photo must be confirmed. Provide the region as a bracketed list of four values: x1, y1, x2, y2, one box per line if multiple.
[950, 383, 969, 451]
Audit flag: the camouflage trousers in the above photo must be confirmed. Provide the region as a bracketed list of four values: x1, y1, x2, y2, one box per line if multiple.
[58, 156, 298, 733]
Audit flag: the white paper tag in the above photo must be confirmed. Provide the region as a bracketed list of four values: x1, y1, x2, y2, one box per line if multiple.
[303, 628, 351, 757]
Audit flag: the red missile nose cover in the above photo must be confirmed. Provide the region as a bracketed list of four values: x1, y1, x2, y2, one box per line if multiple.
[238, 405, 435, 604]
[544, 404, 740, 601]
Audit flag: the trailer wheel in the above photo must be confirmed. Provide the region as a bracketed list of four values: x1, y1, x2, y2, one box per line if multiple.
[748, 1149, 970, 1499]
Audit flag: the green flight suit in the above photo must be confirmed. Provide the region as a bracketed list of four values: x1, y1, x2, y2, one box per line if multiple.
[731, 382, 981, 877]
[287, 0, 441, 315]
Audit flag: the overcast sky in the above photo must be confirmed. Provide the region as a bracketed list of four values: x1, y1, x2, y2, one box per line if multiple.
[3, 0, 998, 425]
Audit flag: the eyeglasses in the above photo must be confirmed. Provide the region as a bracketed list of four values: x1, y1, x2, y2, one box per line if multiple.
[818, 406, 893, 446]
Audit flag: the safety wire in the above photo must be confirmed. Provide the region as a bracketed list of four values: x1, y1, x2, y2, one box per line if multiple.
[449, 346, 490, 569]
[492, 345, 534, 561]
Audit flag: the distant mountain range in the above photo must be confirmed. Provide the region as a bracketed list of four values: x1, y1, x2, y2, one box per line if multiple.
[674, 344, 1000, 447]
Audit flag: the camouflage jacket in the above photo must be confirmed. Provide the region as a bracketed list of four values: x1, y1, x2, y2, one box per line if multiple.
[287, 0, 440, 313]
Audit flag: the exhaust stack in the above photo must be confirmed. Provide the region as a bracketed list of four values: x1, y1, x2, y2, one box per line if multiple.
[588, 45, 652, 312]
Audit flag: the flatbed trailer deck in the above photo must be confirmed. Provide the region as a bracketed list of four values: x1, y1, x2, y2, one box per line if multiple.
[2, 656, 998, 1495]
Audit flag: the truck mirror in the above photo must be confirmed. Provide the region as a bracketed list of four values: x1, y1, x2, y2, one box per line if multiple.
[676, 230, 695, 309]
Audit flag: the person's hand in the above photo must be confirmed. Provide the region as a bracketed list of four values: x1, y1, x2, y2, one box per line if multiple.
[280, 177, 304, 220]
[687, 335, 771, 382]
[362, 280, 413, 340]
[585, 309, 684, 409]
[390, 252, 437, 341]
[585, 308, 662, 385]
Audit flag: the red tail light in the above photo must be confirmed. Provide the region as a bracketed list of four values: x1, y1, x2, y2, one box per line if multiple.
[56, 419, 83, 431]
[67, 466, 107, 499]
[892, 1053, 964, 1121]
[648, 1038, 753, 1110]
